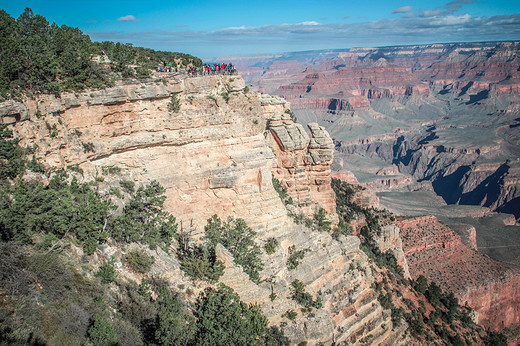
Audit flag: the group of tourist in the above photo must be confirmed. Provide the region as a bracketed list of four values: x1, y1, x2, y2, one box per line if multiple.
[158, 63, 181, 73]
[157, 63, 237, 77]
[202, 63, 236, 75]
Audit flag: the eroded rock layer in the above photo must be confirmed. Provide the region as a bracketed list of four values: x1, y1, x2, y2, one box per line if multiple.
[265, 101, 337, 216]
[2, 75, 408, 344]
[398, 216, 520, 331]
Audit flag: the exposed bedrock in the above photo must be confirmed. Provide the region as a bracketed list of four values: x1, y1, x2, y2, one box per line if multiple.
[398, 216, 520, 331]
[2, 75, 411, 344]
[266, 106, 337, 217]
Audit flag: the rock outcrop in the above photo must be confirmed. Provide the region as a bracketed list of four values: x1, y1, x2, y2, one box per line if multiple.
[398, 216, 520, 331]
[2, 74, 409, 344]
[266, 102, 337, 217]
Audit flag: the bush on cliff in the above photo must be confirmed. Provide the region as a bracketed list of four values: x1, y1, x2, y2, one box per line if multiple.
[0, 172, 111, 254]
[204, 215, 263, 283]
[154, 285, 196, 345]
[290, 279, 323, 312]
[178, 244, 225, 282]
[0, 124, 25, 180]
[193, 285, 268, 346]
[313, 207, 332, 233]
[124, 248, 155, 274]
[272, 175, 293, 205]
[483, 331, 508, 346]
[110, 181, 177, 251]
[168, 92, 181, 113]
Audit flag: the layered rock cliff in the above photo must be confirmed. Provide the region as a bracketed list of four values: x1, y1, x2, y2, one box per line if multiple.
[398, 216, 520, 331]
[233, 42, 520, 221]
[2, 74, 411, 344]
[266, 105, 337, 216]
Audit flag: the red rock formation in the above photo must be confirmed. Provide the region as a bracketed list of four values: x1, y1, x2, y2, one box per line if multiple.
[398, 216, 520, 331]
[275, 61, 430, 112]
[266, 107, 337, 216]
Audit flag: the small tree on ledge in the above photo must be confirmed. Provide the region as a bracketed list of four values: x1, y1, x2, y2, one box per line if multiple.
[168, 92, 180, 113]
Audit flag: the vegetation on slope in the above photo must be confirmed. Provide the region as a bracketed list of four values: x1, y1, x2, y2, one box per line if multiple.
[332, 177, 508, 345]
[0, 8, 202, 100]
[0, 122, 287, 345]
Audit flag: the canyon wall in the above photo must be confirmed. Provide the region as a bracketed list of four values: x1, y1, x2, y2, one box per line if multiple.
[286, 43, 520, 220]
[231, 42, 520, 220]
[266, 106, 337, 216]
[1, 75, 409, 344]
[398, 216, 520, 331]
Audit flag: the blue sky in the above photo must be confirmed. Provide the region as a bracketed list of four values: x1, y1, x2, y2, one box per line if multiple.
[2, 0, 520, 59]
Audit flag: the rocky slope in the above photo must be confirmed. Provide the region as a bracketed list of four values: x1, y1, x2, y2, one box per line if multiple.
[227, 42, 520, 341]
[398, 216, 520, 331]
[234, 41, 520, 221]
[1, 74, 413, 344]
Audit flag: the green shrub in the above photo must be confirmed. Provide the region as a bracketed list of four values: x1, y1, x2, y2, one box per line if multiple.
[0, 125, 25, 180]
[378, 292, 393, 310]
[391, 306, 404, 328]
[414, 275, 428, 294]
[82, 142, 95, 153]
[290, 280, 322, 311]
[221, 91, 230, 103]
[112, 318, 143, 346]
[284, 109, 297, 123]
[102, 166, 121, 175]
[117, 281, 157, 338]
[155, 286, 195, 346]
[168, 93, 180, 112]
[88, 314, 119, 346]
[272, 175, 293, 205]
[96, 259, 117, 285]
[264, 237, 278, 255]
[313, 207, 331, 232]
[175, 224, 224, 282]
[136, 67, 151, 79]
[282, 309, 297, 321]
[193, 285, 268, 346]
[180, 249, 224, 282]
[27, 155, 45, 173]
[67, 164, 83, 176]
[110, 181, 177, 250]
[124, 248, 155, 274]
[483, 331, 507, 346]
[287, 245, 309, 270]
[204, 215, 263, 282]
[0, 172, 111, 254]
[262, 326, 290, 346]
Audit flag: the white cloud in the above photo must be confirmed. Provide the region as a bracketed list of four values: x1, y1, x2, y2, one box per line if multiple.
[431, 14, 472, 25]
[88, 13, 520, 56]
[393, 6, 414, 14]
[86, 20, 98, 23]
[118, 15, 137, 22]
[299, 21, 320, 25]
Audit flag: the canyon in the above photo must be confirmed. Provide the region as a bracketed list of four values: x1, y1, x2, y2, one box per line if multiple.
[230, 42, 520, 222]
[3, 41, 520, 342]
[226, 41, 520, 339]
[2, 75, 412, 344]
